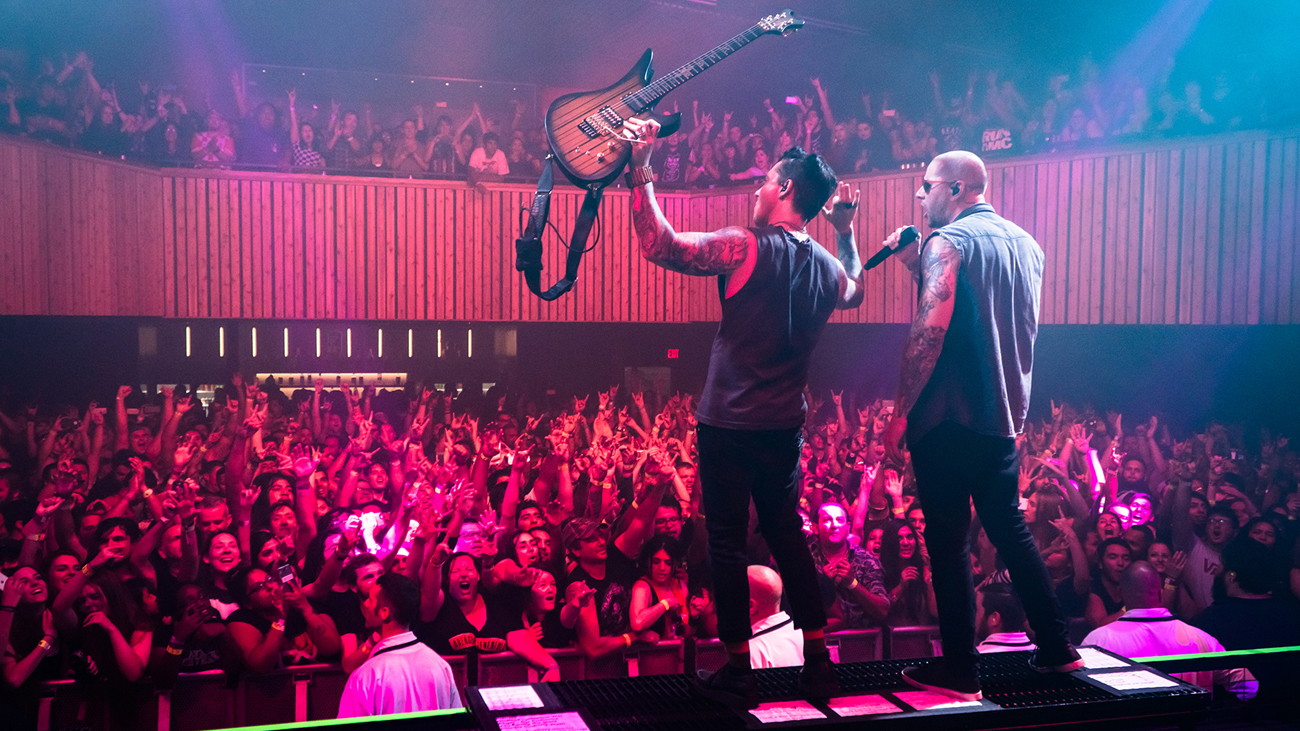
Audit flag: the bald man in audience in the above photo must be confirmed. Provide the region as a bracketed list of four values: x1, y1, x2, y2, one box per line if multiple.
[1083, 561, 1254, 699]
[746, 565, 804, 669]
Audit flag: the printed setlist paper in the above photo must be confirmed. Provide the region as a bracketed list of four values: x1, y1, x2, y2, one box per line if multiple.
[1089, 670, 1179, 691]
[1077, 647, 1130, 670]
[748, 700, 826, 723]
[496, 711, 589, 731]
[826, 695, 905, 717]
[479, 685, 545, 711]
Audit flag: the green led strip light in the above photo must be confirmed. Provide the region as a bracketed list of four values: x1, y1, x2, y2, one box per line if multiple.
[213, 707, 468, 731]
[1133, 644, 1300, 663]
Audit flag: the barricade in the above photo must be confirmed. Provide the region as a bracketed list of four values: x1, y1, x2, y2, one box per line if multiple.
[885, 625, 943, 660]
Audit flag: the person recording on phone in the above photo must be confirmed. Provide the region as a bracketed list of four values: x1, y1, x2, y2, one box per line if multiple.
[881, 150, 1081, 702]
[620, 114, 865, 705]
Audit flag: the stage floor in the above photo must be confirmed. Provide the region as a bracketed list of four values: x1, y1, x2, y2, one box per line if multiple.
[465, 648, 1209, 731]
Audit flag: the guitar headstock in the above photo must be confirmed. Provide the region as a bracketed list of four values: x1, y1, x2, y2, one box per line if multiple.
[757, 9, 804, 37]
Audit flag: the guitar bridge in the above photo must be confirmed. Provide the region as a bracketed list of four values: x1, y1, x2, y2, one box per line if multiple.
[579, 106, 625, 140]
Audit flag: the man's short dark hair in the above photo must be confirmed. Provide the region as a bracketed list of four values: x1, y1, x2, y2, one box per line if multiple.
[774, 147, 836, 222]
[343, 553, 380, 587]
[979, 583, 1026, 631]
[1098, 536, 1132, 558]
[482, 132, 499, 146]
[376, 572, 421, 628]
[1221, 539, 1275, 595]
[1207, 503, 1238, 524]
[96, 516, 142, 549]
[659, 493, 682, 515]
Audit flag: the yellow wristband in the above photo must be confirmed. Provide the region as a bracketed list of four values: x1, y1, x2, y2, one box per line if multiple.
[659, 599, 670, 612]
[848, 579, 859, 591]
[165, 644, 184, 656]
[622, 633, 633, 647]
[81, 564, 94, 577]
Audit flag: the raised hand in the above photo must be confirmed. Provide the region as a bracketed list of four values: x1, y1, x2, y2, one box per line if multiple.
[566, 580, 596, 608]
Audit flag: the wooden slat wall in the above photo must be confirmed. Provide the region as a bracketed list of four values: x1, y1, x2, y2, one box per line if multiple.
[2, 129, 1299, 324]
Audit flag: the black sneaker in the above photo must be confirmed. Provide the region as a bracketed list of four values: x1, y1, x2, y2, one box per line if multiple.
[900, 660, 982, 702]
[1029, 644, 1085, 673]
[694, 662, 758, 708]
[796, 652, 840, 698]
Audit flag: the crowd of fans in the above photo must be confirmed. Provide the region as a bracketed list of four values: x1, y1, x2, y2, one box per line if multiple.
[0, 374, 1296, 718]
[0, 47, 1285, 188]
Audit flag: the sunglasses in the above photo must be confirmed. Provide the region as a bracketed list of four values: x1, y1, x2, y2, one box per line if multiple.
[921, 179, 957, 194]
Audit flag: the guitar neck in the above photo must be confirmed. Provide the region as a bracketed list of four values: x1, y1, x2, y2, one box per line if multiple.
[625, 23, 768, 112]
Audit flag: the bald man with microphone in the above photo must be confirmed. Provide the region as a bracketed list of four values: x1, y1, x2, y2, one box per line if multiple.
[881, 151, 1081, 702]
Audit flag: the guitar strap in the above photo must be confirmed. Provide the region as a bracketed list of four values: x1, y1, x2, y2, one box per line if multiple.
[515, 156, 604, 301]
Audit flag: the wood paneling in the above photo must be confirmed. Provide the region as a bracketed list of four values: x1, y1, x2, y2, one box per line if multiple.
[2, 130, 1299, 324]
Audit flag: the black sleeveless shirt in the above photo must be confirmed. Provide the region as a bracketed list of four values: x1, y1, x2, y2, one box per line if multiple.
[696, 226, 840, 430]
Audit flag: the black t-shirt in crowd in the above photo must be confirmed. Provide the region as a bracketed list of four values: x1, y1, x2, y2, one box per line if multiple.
[226, 608, 312, 666]
[534, 608, 576, 649]
[152, 620, 224, 673]
[310, 589, 368, 641]
[1192, 596, 1300, 698]
[651, 144, 688, 188]
[561, 545, 638, 637]
[414, 591, 522, 656]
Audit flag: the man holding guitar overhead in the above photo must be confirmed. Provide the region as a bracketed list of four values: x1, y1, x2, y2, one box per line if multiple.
[621, 115, 864, 705]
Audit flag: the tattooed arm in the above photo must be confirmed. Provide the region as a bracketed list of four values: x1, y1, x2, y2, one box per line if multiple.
[624, 117, 755, 276]
[630, 185, 755, 275]
[882, 235, 961, 462]
[822, 182, 865, 309]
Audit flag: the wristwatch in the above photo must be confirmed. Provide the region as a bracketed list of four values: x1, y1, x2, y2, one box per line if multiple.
[624, 166, 654, 188]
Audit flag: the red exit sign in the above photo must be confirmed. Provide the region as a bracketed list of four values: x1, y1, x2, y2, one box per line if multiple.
[667, 349, 679, 359]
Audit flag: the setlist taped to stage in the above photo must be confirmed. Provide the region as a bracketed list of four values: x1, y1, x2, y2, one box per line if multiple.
[1089, 670, 1179, 691]
[749, 700, 826, 723]
[1077, 647, 1130, 669]
[480, 685, 545, 711]
[496, 711, 589, 731]
[894, 690, 983, 711]
[826, 695, 904, 717]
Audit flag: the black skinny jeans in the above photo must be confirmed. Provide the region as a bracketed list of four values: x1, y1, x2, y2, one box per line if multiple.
[910, 421, 1071, 672]
[697, 423, 827, 644]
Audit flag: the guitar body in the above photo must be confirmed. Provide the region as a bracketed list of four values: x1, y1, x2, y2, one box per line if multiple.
[545, 49, 681, 189]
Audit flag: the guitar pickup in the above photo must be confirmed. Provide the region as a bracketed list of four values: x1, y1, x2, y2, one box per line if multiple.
[577, 120, 599, 139]
[598, 106, 624, 129]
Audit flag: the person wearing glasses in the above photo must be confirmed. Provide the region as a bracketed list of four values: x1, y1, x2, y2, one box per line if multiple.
[223, 566, 341, 674]
[881, 150, 1081, 702]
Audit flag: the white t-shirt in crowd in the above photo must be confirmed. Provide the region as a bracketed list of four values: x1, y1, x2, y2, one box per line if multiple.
[337, 631, 463, 717]
[749, 611, 803, 669]
[1181, 537, 1221, 614]
[469, 148, 510, 175]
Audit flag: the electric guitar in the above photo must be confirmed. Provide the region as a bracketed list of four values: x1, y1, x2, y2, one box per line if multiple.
[543, 9, 804, 189]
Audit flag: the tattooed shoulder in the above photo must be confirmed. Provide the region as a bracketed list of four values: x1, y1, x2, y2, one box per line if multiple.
[920, 236, 960, 304]
[647, 226, 753, 277]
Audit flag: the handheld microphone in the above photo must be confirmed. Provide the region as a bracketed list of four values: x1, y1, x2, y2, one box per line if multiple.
[864, 225, 920, 271]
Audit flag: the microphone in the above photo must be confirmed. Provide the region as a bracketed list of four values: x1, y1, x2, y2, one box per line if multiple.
[864, 225, 920, 271]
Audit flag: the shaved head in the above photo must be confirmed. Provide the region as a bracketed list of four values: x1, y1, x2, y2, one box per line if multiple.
[930, 151, 987, 194]
[748, 565, 784, 620]
[1118, 560, 1163, 610]
[918, 151, 988, 228]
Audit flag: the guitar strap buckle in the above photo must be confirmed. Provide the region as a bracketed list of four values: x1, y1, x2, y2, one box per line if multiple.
[516, 156, 604, 301]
